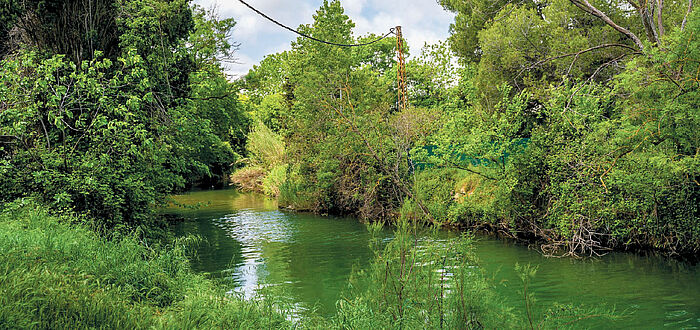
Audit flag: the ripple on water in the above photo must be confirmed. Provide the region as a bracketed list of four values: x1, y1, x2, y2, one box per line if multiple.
[168, 191, 700, 326]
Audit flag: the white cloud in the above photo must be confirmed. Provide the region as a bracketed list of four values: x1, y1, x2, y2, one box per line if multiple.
[341, 0, 367, 16]
[196, 0, 455, 79]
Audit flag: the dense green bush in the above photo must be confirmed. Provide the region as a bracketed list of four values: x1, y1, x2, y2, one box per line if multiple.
[404, 6, 700, 256]
[263, 164, 289, 197]
[245, 121, 285, 170]
[230, 121, 287, 195]
[0, 1, 247, 228]
[0, 51, 169, 226]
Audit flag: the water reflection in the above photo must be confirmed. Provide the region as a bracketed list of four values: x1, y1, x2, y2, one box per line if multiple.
[166, 189, 700, 328]
[473, 237, 700, 329]
[167, 189, 379, 316]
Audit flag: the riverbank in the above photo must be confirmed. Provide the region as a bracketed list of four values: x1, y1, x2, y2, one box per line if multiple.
[227, 120, 699, 259]
[167, 190, 700, 329]
[0, 200, 291, 329]
[1, 197, 625, 328]
[229, 165, 699, 261]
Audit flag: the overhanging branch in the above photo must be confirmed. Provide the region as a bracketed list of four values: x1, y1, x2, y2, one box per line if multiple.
[569, 0, 646, 50]
[520, 43, 640, 76]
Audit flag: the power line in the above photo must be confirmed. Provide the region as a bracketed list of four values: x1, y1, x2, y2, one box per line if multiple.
[237, 0, 395, 47]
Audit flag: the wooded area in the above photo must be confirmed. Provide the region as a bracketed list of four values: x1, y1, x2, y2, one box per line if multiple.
[0, 0, 697, 327]
[236, 0, 699, 257]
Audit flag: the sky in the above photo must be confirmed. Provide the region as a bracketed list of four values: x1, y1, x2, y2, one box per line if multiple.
[193, 0, 456, 78]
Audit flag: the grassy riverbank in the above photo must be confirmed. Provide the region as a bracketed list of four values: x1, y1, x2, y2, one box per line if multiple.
[1, 199, 616, 328]
[0, 200, 291, 329]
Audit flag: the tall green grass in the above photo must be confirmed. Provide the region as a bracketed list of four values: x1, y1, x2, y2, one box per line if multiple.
[329, 222, 517, 329]
[0, 199, 292, 329]
[231, 121, 288, 196]
[246, 121, 285, 170]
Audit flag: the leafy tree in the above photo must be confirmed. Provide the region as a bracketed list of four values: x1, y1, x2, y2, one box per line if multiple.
[0, 51, 170, 225]
[118, 0, 195, 104]
[438, 0, 543, 62]
[262, 0, 419, 218]
[239, 51, 294, 132]
[4, 0, 120, 62]
[419, 1, 699, 256]
[0, 0, 247, 227]
[405, 41, 463, 109]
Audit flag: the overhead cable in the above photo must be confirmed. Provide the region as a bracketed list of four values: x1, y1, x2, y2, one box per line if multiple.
[237, 0, 395, 47]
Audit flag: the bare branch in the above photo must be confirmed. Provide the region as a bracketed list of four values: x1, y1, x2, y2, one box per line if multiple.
[567, 53, 630, 109]
[569, 0, 646, 50]
[681, 0, 693, 31]
[0, 135, 19, 144]
[656, 0, 665, 38]
[523, 43, 638, 71]
[39, 117, 51, 150]
[638, 3, 661, 45]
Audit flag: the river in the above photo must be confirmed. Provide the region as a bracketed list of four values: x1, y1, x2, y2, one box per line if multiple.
[165, 189, 700, 328]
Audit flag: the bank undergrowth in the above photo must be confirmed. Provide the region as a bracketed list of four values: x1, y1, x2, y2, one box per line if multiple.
[0, 199, 291, 329]
[1, 199, 617, 328]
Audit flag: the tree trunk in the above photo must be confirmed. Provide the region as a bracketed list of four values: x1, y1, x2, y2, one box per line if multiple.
[638, 4, 660, 46]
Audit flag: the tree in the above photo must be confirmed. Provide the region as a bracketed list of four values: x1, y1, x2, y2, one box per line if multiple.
[0, 0, 247, 227]
[421, 1, 699, 255]
[438, 0, 543, 62]
[442, 0, 693, 103]
[7, 0, 120, 62]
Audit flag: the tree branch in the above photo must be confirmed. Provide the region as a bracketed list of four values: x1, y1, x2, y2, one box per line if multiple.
[522, 43, 639, 73]
[438, 159, 497, 181]
[681, 0, 693, 31]
[656, 0, 665, 38]
[569, 0, 646, 50]
[637, 3, 661, 45]
[567, 53, 630, 109]
[186, 90, 236, 101]
[39, 117, 51, 150]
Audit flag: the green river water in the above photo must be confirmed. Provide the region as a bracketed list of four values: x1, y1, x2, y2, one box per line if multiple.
[166, 189, 700, 328]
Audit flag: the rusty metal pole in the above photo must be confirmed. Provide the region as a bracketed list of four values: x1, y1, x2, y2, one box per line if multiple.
[395, 26, 408, 112]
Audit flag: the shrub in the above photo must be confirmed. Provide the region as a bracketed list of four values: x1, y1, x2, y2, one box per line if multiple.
[230, 166, 266, 193]
[278, 165, 318, 211]
[246, 121, 285, 170]
[335, 222, 518, 329]
[263, 164, 288, 197]
[333, 221, 618, 328]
